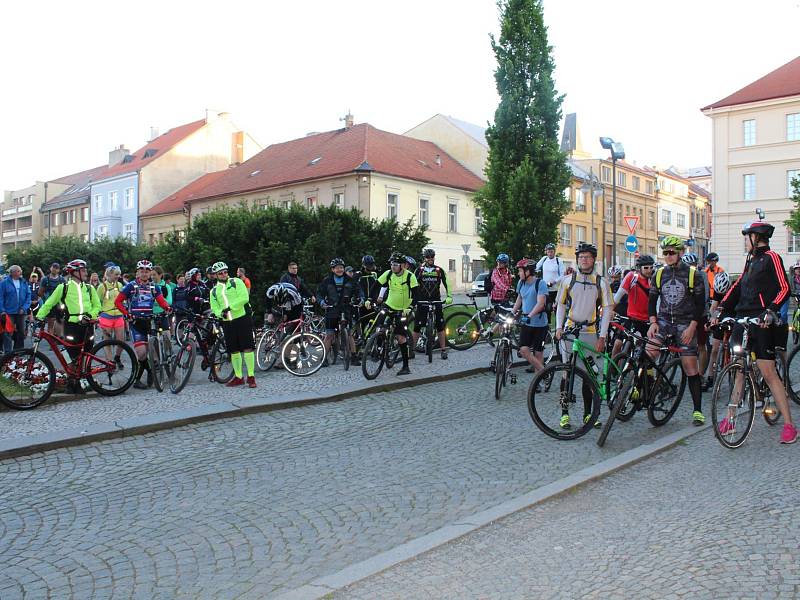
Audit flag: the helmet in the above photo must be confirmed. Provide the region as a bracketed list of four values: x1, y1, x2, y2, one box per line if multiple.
[607, 265, 623, 277]
[706, 252, 719, 262]
[187, 267, 200, 278]
[389, 251, 405, 264]
[405, 256, 417, 268]
[362, 254, 375, 267]
[544, 243, 556, 251]
[496, 253, 510, 264]
[136, 259, 153, 270]
[741, 221, 775, 238]
[206, 266, 213, 274]
[345, 265, 354, 273]
[635, 254, 655, 268]
[522, 259, 537, 275]
[515, 258, 529, 269]
[423, 248, 436, 258]
[793, 261, 800, 271]
[65, 259, 87, 273]
[575, 242, 597, 258]
[713, 271, 731, 294]
[211, 261, 228, 274]
[329, 258, 345, 268]
[681, 253, 698, 266]
[660, 235, 683, 250]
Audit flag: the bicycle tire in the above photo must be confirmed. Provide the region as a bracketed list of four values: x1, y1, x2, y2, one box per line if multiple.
[610, 353, 637, 422]
[386, 334, 401, 369]
[494, 343, 506, 400]
[785, 343, 800, 406]
[210, 337, 234, 384]
[175, 318, 193, 344]
[646, 357, 686, 427]
[281, 332, 326, 376]
[426, 317, 434, 363]
[147, 336, 165, 392]
[362, 331, 386, 380]
[169, 339, 195, 394]
[86, 340, 137, 396]
[527, 362, 599, 441]
[0, 349, 57, 410]
[711, 361, 756, 449]
[256, 328, 280, 372]
[444, 311, 479, 350]
[340, 326, 351, 371]
[597, 364, 637, 447]
[542, 329, 556, 365]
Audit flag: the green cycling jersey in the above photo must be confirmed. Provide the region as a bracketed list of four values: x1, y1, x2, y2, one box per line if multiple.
[377, 269, 418, 311]
[36, 279, 101, 323]
[210, 277, 250, 321]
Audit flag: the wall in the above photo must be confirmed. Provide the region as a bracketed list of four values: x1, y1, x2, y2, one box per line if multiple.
[140, 211, 187, 243]
[90, 174, 138, 241]
[404, 115, 488, 179]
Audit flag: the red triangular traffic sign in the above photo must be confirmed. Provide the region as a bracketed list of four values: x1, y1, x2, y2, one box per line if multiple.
[624, 215, 639, 235]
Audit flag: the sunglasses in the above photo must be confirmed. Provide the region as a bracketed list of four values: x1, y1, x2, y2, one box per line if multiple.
[390, 262, 401, 266]
[662, 250, 678, 256]
[641, 265, 654, 269]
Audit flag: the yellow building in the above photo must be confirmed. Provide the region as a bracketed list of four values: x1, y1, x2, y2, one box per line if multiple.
[555, 161, 605, 270]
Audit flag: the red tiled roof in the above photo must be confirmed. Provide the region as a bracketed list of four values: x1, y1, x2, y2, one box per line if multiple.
[49, 164, 109, 186]
[191, 123, 485, 203]
[689, 183, 711, 199]
[702, 56, 800, 110]
[141, 170, 230, 217]
[95, 119, 206, 182]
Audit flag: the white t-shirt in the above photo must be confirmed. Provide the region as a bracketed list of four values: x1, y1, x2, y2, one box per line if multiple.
[536, 256, 564, 288]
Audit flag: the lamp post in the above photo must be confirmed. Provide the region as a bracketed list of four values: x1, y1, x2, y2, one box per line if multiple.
[580, 166, 603, 260]
[599, 137, 625, 267]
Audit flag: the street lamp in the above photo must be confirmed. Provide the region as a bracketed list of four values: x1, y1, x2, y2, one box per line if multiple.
[580, 166, 603, 261]
[599, 137, 625, 267]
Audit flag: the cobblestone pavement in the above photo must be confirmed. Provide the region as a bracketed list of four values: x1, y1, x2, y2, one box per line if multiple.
[0, 371, 699, 599]
[0, 340, 493, 441]
[337, 421, 800, 600]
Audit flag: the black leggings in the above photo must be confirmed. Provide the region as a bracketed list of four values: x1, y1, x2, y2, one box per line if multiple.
[63, 321, 94, 361]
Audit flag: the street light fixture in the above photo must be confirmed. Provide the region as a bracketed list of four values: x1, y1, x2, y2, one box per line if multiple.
[599, 136, 625, 267]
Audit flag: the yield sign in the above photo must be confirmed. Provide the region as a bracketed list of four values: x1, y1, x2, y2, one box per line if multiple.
[624, 215, 639, 235]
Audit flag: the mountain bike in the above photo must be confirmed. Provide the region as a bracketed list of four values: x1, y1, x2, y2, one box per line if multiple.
[0, 316, 136, 410]
[361, 307, 405, 380]
[415, 300, 444, 363]
[144, 314, 175, 393]
[527, 321, 624, 440]
[711, 317, 786, 449]
[255, 309, 326, 375]
[173, 308, 232, 384]
[493, 313, 519, 399]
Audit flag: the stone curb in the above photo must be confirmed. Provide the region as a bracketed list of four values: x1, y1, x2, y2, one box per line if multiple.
[273, 422, 711, 600]
[0, 361, 522, 460]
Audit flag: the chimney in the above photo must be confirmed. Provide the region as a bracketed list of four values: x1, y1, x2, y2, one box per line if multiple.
[108, 144, 130, 167]
[149, 126, 160, 141]
[435, 154, 442, 167]
[341, 111, 354, 129]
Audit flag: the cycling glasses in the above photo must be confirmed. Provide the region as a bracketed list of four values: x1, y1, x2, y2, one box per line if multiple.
[662, 250, 678, 256]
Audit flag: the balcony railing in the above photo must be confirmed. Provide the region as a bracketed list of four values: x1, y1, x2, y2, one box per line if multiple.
[17, 227, 32, 236]
[16, 204, 31, 213]
[2, 208, 16, 216]
[2, 230, 16, 238]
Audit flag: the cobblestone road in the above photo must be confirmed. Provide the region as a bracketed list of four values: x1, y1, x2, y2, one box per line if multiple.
[0, 370, 698, 599]
[337, 421, 800, 600]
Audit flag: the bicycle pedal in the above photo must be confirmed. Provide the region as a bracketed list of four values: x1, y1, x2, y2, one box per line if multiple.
[510, 375, 517, 385]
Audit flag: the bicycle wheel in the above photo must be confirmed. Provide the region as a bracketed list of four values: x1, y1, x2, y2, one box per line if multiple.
[210, 337, 234, 383]
[494, 343, 507, 400]
[610, 353, 637, 422]
[0, 349, 56, 410]
[169, 339, 195, 394]
[339, 326, 351, 371]
[711, 361, 756, 449]
[426, 318, 434, 363]
[793, 314, 800, 345]
[281, 332, 326, 376]
[444, 312, 479, 350]
[147, 336, 165, 392]
[256, 328, 280, 372]
[785, 344, 800, 406]
[362, 331, 386, 380]
[86, 340, 137, 396]
[528, 362, 599, 441]
[597, 364, 637, 447]
[646, 357, 686, 427]
[542, 329, 556, 364]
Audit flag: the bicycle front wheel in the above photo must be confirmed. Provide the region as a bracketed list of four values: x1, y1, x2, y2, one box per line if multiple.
[210, 337, 233, 384]
[0, 349, 56, 410]
[647, 357, 686, 427]
[528, 362, 598, 441]
[147, 336, 165, 392]
[494, 343, 507, 400]
[711, 361, 756, 449]
[362, 331, 386, 380]
[86, 340, 137, 396]
[255, 328, 280, 372]
[426, 318, 434, 363]
[281, 332, 326, 376]
[444, 312, 479, 350]
[785, 344, 800, 406]
[170, 339, 195, 394]
[339, 326, 351, 371]
[597, 364, 637, 447]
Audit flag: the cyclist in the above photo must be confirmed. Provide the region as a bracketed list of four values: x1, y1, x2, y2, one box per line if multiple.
[512, 259, 548, 374]
[38, 262, 65, 335]
[377, 251, 419, 376]
[280, 261, 316, 302]
[791, 262, 800, 295]
[403, 255, 417, 274]
[607, 265, 624, 294]
[98, 264, 126, 369]
[354, 255, 381, 308]
[204, 266, 216, 288]
[152, 265, 173, 333]
[317, 258, 362, 367]
[114, 259, 172, 389]
[681, 252, 712, 377]
[412, 248, 453, 360]
[714, 221, 795, 444]
[186, 268, 208, 315]
[647, 236, 706, 425]
[537, 243, 565, 324]
[554, 242, 613, 429]
[703, 252, 724, 294]
[209, 261, 257, 388]
[702, 270, 732, 390]
[484, 253, 514, 308]
[265, 282, 304, 325]
[612, 254, 655, 355]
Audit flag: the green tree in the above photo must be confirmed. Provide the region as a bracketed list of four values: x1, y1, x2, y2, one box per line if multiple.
[783, 174, 800, 233]
[474, 0, 572, 262]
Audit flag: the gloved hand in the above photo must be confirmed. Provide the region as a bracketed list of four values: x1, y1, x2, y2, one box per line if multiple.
[445, 296, 453, 305]
[221, 307, 231, 318]
[364, 300, 372, 310]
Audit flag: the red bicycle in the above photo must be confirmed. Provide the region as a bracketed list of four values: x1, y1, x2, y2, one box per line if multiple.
[0, 317, 137, 410]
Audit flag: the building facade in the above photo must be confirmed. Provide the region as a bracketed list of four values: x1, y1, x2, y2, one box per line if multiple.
[556, 161, 605, 271]
[404, 114, 488, 179]
[702, 55, 800, 272]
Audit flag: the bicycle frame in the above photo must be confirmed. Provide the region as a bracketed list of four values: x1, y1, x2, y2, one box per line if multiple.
[30, 322, 113, 379]
[561, 328, 622, 405]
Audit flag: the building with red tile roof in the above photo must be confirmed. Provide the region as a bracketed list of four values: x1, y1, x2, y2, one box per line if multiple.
[702, 56, 800, 111]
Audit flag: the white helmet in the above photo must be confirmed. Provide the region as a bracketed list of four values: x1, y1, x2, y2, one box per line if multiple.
[607, 264, 623, 277]
[713, 271, 731, 294]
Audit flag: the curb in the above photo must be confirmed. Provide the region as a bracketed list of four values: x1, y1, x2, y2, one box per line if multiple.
[273, 422, 711, 600]
[0, 361, 524, 460]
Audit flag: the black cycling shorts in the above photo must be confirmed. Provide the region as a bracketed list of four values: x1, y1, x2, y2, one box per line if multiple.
[775, 323, 788, 351]
[416, 302, 444, 332]
[730, 322, 778, 361]
[221, 314, 254, 353]
[519, 324, 548, 352]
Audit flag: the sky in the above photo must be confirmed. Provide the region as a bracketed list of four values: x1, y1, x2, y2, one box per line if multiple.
[1, 0, 799, 192]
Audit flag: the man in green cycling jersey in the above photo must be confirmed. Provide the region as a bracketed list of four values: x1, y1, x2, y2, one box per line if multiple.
[412, 248, 453, 360]
[377, 251, 419, 376]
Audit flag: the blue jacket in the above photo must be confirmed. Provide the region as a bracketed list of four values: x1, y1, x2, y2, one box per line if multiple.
[0, 276, 32, 314]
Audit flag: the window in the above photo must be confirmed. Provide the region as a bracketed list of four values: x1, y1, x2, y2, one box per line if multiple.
[789, 231, 800, 253]
[648, 245, 656, 256]
[42, 213, 49, 228]
[617, 171, 626, 187]
[661, 209, 672, 225]
[677, 213, 686, 228]
[142, 148, 158, 159]
[448, 202, 458, 232]
[563, 187, 571, 203]
[177, 230, 186, 243]
[69, 209, 76, 224]
[124, 188, 134, 209]
[632, 176, 640, 191]
[81, 207, 89, 222]
[744, 174, 756, 200]
[788, 170, 799, 197]
[474, 207, 483, 234]
[61, 211, 68, 225]
[418, 197, 429, 226]
[605, 204, 613, 223]
[123, 223, 134, 240]
[109, 191, 118, 211]
[387, 193, 398, 219]
[149, 233, 155, 245]
[560, 223, 572, 246]
[574, 190, 586, 211]
[96, 225, 108, 238]
[645, 181, 654, 195]
[448, 259, 456, 272]
[333, 192, 344, 209]
[305, 196, 316, 209]
[789, 114, 800, 142]
[743, 119, 756, 146]
[94, 194, 103, 211]
[601, 166, 611, 182]
[53, 212, 60, 226]
[576, 225, 587, 243]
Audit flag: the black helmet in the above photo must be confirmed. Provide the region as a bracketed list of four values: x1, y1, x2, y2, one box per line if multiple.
[706, 252, 719, 262]
[636, 254, 655, 267]
[362, 254, 375, 267]
[329, 257, 345, 268]
[742, 221, 775, 238]
[575, 242, 598, 258]
[423, 248, 435, 258]
[545, 243, 556, 251]
[405, 256, 417, 269]
[389, 251, 405, 264]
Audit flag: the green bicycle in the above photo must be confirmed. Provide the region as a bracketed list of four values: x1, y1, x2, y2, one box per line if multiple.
[527, 321, 624, 441]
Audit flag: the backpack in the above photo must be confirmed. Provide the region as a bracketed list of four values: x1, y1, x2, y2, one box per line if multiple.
[654, 265, 696, 293]
[564, 272, 605, 320]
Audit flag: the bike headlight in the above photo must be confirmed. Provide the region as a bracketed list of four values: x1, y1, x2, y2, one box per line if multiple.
[732, 344, 743, 354]
[504, 316, 514, 325]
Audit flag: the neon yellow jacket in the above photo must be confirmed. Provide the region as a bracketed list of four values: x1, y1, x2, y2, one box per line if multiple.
[36, 279, 101, 323]
[210, 277, 250, 321]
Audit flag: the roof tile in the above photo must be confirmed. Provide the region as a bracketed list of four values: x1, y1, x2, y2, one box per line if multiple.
[702, 56, 800, 110]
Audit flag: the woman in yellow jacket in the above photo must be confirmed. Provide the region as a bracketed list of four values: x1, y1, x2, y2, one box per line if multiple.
[98, 265, 126, 368]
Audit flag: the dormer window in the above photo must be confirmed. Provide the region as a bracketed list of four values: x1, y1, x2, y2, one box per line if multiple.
[122, 155, 135, 164]
[142, 149, 158, 159]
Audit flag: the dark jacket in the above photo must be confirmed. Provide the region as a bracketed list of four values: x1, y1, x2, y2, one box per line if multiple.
[720, 245, 789, 317]
[354, 270, 381, 303]
[648, 262, 705, 324]
[280, 272, 314, 299]
[316, 274, 361, 313]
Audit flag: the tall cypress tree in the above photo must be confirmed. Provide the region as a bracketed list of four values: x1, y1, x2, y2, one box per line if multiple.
[475, 0, 572, 263]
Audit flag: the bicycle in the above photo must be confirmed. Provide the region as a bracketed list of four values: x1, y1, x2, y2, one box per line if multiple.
[596, 322, 687, 447]
[329, 304, 357, 370]
[527, 321, 624, 441]
[142, 314, 175, 393]
[415, 300, 444, 363]
[361, 307, 405, 380]
[790, 294, 800, 346]
[711, 317, 786, 449]
[493, 313, 519, 399]
[255, 309, 326, 375]
[173, 308, 233, 384]
[0, 316, 137, 410]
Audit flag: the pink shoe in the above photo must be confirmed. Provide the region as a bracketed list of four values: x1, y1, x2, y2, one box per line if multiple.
[718, 418, 735, 435]
[780, 423, 798, 444]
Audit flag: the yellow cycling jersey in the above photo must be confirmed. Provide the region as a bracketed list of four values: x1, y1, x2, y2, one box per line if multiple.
[555, 272, 614, 335]
[377, 269, 418, 311]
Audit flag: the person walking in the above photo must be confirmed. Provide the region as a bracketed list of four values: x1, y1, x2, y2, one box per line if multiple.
[0, 265, 32, 352]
